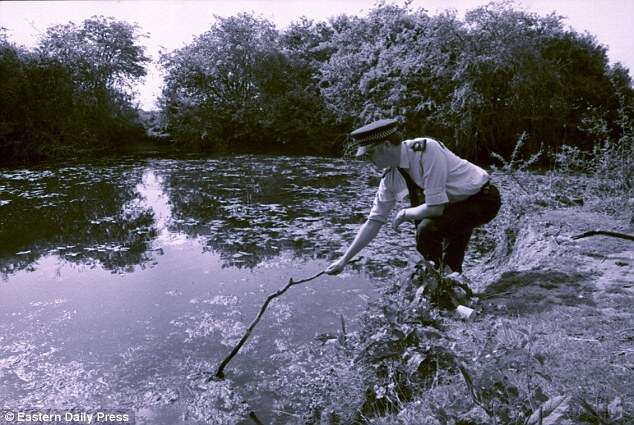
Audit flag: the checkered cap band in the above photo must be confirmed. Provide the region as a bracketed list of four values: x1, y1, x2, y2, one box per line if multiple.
[356, 126, 398, 146]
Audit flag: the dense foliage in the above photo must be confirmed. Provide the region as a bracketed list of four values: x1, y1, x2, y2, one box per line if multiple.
[159, 14, 347, 154]
[160, 2, 633, 161]
[0, 17, 150, 163]
[2, 2, 633, 163]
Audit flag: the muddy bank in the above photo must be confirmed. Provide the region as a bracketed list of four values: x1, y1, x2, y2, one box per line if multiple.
[458, 206, 634, 423]
[472, 207, 633, 315]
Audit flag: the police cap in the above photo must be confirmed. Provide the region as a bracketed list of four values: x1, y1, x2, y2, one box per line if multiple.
[350, 119, 399, 157]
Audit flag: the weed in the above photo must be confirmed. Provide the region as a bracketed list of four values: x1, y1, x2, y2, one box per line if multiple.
[491, 132, 542, 174]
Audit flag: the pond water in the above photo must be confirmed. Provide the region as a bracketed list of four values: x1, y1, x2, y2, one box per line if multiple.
[0, 156, 422, 424]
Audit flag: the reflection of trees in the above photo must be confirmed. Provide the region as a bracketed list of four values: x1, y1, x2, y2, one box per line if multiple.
[158, 156, 400, 276]
[0, 165, 157, 278]
[0, 158, 415, 280]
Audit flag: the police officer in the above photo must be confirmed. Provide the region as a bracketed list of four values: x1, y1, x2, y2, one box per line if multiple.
[326, 118, 501, 275]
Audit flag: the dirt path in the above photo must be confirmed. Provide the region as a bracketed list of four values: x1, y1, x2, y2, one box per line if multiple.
[474, 208, 633, 311]
[464, 206, 633, 419]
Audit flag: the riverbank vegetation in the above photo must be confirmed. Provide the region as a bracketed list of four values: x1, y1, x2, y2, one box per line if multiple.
[1, 2, 633, 165]
[211, 142, 631, 424]
[159, 1, 634, 163]
[0, 17, 150, 164]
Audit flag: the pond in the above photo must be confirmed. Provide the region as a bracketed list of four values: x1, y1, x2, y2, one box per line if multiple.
[0, 156, 423, 424]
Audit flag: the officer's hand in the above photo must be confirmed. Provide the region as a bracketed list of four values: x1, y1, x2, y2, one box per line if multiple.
[392, 209, 408, 231]
[325, 258, 347, 275]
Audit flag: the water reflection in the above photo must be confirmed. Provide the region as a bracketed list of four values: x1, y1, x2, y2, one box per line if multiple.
[155, 156, 413, 274]
[0, 164, 158, 279]
[134, 169, 186, 247]
[1, 156, 415, 279]
[0, 156, 422, 423]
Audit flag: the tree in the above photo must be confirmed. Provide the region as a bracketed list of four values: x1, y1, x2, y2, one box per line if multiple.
[37, 16, 150, 149]
[318, 1, 633, 162]
[318, 4, 465, 139]
[262, 17, 346, 153]
[0, 18, 150, 163]
[160, 13, 279, 150]
[155, 3, 632, 160]
[0, 33, 81, 161]
[39, 16, 149, 95]
[450, 3, 619, 159]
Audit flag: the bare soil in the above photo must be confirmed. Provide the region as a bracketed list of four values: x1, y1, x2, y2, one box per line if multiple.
[466, 206, 634, 420]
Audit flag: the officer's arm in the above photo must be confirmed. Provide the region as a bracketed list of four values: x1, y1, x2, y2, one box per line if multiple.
[325, 219, 382, 274]
[405, 203, 446, 219]
[327, 171, 394, 275]
[392, 203, 445, 230]
[341, 219, 382, 262]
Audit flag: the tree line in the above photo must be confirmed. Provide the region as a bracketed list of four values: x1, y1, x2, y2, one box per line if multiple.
[161, 2, 633, 162]
[0, 17, 150, 163]
[1, 2, 633, 164]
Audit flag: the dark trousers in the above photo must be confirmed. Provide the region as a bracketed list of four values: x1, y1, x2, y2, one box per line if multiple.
[415, 183, 501, 273]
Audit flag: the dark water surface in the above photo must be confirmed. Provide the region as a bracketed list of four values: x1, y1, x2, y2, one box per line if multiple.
[0, 156, 420, 423]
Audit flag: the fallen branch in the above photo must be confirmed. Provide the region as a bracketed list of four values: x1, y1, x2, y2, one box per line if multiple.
[212, 257, 362, 380]
[571, 230, 634, 241]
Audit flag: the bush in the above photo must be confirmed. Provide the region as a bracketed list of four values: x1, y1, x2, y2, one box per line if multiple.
[159, 14, 346, 154]
[157, 3, 634, 161]
[0, 18, 149, 164]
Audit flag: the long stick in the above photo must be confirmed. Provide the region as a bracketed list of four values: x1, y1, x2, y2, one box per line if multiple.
[212, 258, 361, 380]
[571, 230, 634, 241]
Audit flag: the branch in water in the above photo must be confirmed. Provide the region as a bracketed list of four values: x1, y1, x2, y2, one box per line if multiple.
[212, 257, 363, 380]
[571, 230, 634, 241]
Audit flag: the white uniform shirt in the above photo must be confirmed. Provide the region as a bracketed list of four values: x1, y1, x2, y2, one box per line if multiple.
[367, 138, 490, 224]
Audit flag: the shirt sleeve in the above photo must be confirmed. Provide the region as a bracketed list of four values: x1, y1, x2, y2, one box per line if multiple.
[367, 171, 398, 224]
[421, 141, 449, 205]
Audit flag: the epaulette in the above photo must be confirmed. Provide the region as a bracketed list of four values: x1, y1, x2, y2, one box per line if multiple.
[410, 139, 427, 152]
